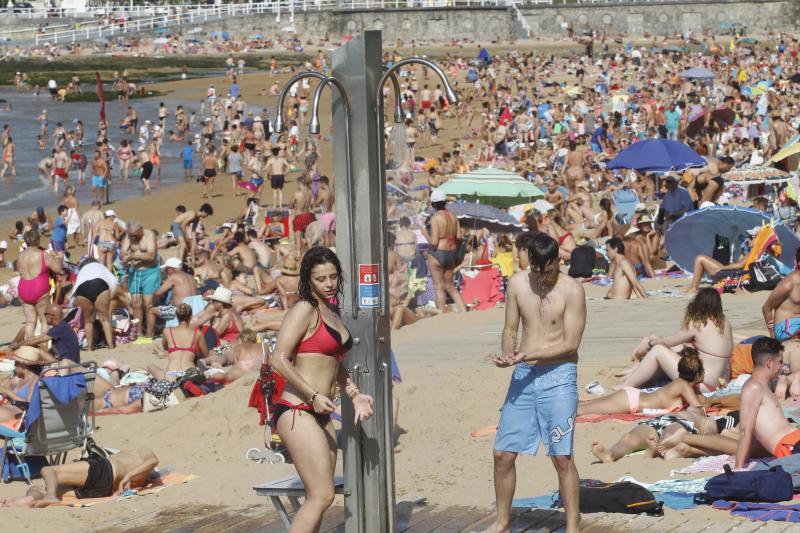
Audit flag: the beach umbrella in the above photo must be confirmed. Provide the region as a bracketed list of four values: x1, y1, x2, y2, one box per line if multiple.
[342, 34, 353, 42]
[154, 27, 169, 34]
[768, 137, 800, 165]
[662, 45, 687, 53]
[665, 205, 800, 271]
[685, 108, 736, 138]
[435, 167, 544, 208]
[153, 37, 168, 45]
[680, 67, 715, 81]
[723, 166, 790, 184]
[187, 27, 203, 35]
[249, 34, 264, 40]
[508, 200, 555, 221]
[738, 37, 758, 45]
[444, 201, 523, 233]
[237, 181, 258, 193]
[607, 139, 705, 173]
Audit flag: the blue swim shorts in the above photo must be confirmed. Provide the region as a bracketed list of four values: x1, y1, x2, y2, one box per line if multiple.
[128, 263, 161, 296]
[183, 159, 193, 170]
[494, 362, 577, 456]
[775, 318, 800, 341]
[92, 175, 106, 188]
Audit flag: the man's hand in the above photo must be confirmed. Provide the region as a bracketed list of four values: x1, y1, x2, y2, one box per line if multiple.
[115, 474, 133, 496]
[491, 353, 516, 368]
[8, 341, 19, 351]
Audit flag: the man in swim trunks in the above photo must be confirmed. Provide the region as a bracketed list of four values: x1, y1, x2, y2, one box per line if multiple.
[145, 257, 197, 339]
[484, 233, 585, 533]
[52, 148, 70, 193]
[290, 177, 315, 256]
[735, 337, 800, 468]
[265, 146, 291, 209]
[202, 147, 218, 199]
[90, 150, 108, 207]
[120, 220, 159, 340]
[762, 248, 800, 400]
[0, 448, 158, 507]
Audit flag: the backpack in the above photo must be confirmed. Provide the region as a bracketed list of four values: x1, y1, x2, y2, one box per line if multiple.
[747, 260, 781, 292]
[568, 246, 597, 278]
[700, 465, 793, 503]
[712, 234, 731, 265]
[560, 481, 663, 515]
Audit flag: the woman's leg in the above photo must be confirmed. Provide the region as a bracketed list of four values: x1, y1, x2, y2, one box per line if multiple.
[95, 290, 115, 350]
[577, 390, 631, 416]
[427, 255, 447, 311]
[34, 294, 50, 337]
[591, 425, 658, 463]
[147, 363, 165, 380]
[443, 267, 466, 312]
[277, 412, 337, 533]
[617, 345, 681, 389]
[690, 255, 723, 292]
[76, 296, 95, 351]
[21, 302, 37, 339]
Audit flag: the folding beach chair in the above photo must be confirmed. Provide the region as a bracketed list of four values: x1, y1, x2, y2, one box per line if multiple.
[613, 188, 640, 224]
[0, 361, 98, 484]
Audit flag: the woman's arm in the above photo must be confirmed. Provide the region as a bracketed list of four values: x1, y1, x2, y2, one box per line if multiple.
[680, 380, 707, 407]
[653, 328, 695, 348]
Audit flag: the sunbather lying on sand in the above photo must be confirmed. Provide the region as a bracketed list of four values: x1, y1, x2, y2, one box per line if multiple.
[205, 328, 262, 383]
[0, 447, 158, 507]
[92, 374, 145, 414]
[579, 347, 707, 416]
[590, 407, 733, 463]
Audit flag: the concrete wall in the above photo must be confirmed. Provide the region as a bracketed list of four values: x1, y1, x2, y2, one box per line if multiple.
[213, 1, 797, 42]
[521, 0, 798, 37]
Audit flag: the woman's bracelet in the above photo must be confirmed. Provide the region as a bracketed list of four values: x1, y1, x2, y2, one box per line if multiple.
[347, 387, 361, 400]
[309, 391, 319, 404]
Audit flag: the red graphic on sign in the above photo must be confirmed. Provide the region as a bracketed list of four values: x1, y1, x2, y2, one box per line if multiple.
[359, 264, 380, 285]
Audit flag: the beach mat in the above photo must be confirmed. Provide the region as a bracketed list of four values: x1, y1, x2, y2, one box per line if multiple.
[56, 472, 197, 507]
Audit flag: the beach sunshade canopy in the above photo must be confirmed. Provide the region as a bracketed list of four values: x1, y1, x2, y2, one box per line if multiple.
[685, 108, 736, 139]
[606, 139, 705, 172]
[508, 199, 555, 222]
[723, 166, 790, 184]
[738, 37, 758, 45]
[187, 27, 203, 35]
[445, 202, 523, 233]
[680, 67, 715, 80]
[436, 167, 544, 208]
[768, 139, 800, 165]
[665, 206, 800, 272]
[662, 45, 688, 53]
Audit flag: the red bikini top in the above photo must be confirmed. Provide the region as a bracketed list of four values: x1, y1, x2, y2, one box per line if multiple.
[296, 307, 352, 361]
[167, 328, 200, 354]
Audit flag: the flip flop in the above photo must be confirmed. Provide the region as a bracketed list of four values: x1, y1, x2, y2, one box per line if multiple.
[585, 381, 606, 396]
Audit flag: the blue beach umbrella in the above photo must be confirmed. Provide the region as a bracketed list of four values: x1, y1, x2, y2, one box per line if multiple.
[607, 139, 705, 173]
[680, 67, 715, 81]
[665, 205, 800, 272]
[445, 201, 523, 233]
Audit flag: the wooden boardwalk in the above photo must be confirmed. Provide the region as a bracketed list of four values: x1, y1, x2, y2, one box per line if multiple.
[101, 501, 800, 533]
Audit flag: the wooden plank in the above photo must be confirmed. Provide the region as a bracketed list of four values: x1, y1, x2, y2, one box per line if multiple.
[518, 509, 566, 533]
[577, 513, 635, 533]
[619, 514, 662, 531]
[460, 511, 504, 532]
[427, 506, 490, 532]
[318, 505, 345, 533]
[695, 519, 742, 533]
[397, 505, 437, 532]
[730, 521, 773, 533]
[406, 506, 477, 532]
[214, 513, 277, 533]
[168, 511, 239, 533]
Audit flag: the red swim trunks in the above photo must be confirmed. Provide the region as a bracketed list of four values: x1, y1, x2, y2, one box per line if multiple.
[773, 428, 800, 458]
[54, 167, 68, 179]
[421, 100, 431, 109]
[292, 212, 315, 233]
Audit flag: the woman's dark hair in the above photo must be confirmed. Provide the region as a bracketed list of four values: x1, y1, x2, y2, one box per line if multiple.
[176, 303, 192, 323]
[298, 246, 344, 310]
[607, 237, 625, 254]
[683, 287, 725, 332]
[24, 229, 40, 247]
[431, 200, 447, 210]
[14, 220, 23, 232]
[599, 197, 612, 214]
[527, 233, 559, 273]
[677, 346, 704, 383]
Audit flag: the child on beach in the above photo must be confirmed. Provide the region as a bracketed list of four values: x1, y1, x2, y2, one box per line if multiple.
[579, 347, 707, 416]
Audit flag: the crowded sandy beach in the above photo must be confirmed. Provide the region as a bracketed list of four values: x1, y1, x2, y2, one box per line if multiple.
[1, 4, 800, 531]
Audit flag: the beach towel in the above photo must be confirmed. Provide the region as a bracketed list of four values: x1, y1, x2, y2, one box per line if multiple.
[711, 500, 800, 522]
[672, 454, 760, 476]
[56, 472, 197, 507]
[576, 413, 656, 424]
[618, 475, 712, 494]
[655, 492, 697, 510]
[459, 266, 504, 311]
[26, 373, 86, 431]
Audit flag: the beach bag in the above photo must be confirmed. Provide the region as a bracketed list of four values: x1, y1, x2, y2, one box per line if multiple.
[700, 465, 793, 503]
[568, 246, 596, 278]
[712, 234, 731, 265]
[574, 482, 663, 515]
[747, 260, 781, 292]
[143, 378, 184, 412]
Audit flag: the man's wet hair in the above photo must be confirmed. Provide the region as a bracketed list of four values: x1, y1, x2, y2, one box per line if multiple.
[527, 233, 559, 273]
[199, 203, 213, 216]
[515, 231, 536, 253]
[607, 237, 625, 254]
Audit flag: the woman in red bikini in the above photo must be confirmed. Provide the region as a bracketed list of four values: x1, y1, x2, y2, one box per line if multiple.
[270, 246, 374, 531]
[17, 230, 63, 338]
[149, 304, 208, 381]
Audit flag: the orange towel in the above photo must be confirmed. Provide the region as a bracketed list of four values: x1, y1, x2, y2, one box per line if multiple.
[55, 472, 197, 507]
[731, 343, 754, 379]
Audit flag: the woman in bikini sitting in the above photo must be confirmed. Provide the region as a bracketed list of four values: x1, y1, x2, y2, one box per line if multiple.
[17, 229, 63, 338]
[270, 246, 374, 531]
[616, 288, 733, 392]
[546, 210, 577, 261]
[579, 347, 707, 416]
[422, 189, 466, 312]
[205, 328, 262, 383]
[0, 347, 42, 424]
[148, 304, 208, 381]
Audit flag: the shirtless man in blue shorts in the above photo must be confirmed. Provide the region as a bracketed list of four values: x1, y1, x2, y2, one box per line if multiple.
[481, 233, 586, 533]
[762, 250, 800, 400]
